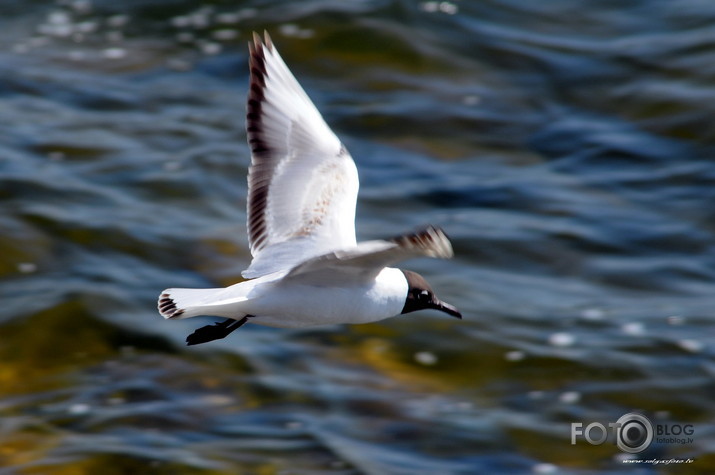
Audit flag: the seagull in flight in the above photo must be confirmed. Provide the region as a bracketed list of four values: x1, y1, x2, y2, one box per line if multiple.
[158, 32, 461, 345]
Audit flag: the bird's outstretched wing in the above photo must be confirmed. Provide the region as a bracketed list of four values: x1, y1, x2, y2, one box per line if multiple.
[244, 32, 359, 278]
[281, 226, 454, 286]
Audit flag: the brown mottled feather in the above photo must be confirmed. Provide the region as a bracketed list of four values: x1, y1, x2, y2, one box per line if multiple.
[246, 32, 273, 254]
[388, 225, 454, 259]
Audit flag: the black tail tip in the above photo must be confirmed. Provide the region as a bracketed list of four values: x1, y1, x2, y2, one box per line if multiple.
[158, 294, 184, 319]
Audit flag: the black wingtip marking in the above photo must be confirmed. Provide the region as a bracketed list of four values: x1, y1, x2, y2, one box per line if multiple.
[388, 225, 454, 259]
[246, 31, 276, 255]
[389, 225, 443, 247]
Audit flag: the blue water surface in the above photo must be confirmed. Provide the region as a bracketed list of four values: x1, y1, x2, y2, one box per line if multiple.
[0, 1, 714, 473]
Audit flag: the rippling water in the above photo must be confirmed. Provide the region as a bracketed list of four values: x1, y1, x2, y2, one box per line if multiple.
[1, 1, 714, 474]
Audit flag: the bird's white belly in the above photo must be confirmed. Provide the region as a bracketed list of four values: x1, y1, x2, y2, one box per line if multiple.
[246, 268, 408, 328]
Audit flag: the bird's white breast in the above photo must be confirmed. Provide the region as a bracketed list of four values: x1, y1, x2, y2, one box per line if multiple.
[247, 267, 408, 328]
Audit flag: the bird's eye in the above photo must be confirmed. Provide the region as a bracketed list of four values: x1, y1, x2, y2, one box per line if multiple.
[417, 290, 430, 303]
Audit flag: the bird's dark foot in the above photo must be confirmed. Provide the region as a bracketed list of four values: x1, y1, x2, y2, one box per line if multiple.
[186, 316, 250, 346]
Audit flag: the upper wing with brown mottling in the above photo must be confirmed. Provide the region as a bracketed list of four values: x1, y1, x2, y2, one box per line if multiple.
[243, 32, 359, 278]
[282, 226, 455, 285]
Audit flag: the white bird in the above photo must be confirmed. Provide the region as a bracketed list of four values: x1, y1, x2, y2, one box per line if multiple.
[158, 32, 461, 345]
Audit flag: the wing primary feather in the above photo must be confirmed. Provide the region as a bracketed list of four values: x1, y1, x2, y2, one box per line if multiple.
[281, 225, 455, 286]
[388, 225, 454, 259]
[246, 33, 272, 254]
[241, 31, 359, 277]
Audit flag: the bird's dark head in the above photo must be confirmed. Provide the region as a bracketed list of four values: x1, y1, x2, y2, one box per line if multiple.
[400, 270, 462, 319]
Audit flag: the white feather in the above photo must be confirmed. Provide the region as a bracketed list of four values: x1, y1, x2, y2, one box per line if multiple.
[244, 33, 358, 278]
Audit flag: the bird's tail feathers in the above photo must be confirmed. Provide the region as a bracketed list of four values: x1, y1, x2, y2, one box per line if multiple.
[158, 288, 238, 320]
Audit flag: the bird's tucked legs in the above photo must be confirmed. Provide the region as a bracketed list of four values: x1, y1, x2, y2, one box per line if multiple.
[186, 316, 252, 346]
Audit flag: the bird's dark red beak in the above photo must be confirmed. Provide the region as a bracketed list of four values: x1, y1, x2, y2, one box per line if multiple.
[430, 299, 462, 319]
